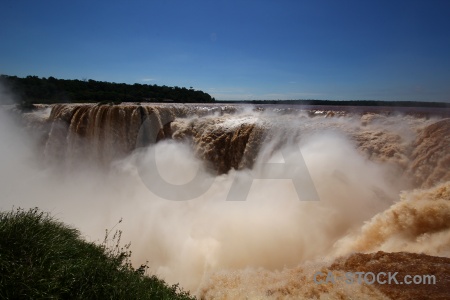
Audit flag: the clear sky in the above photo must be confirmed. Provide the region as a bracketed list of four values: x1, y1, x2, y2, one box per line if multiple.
[1, 0, 449, 101]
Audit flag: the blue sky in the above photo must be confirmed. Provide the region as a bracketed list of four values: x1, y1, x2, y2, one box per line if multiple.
[1, 0, 449, 101]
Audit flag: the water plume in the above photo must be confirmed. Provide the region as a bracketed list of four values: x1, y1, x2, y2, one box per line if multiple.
[333, 181, 450, 256]
[0, 102, 449, 298]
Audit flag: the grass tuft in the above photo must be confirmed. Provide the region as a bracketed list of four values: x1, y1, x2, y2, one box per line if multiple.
[0, 207, 195, 299]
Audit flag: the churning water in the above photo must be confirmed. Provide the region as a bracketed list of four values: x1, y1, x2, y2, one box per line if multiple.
[1, 103, 449, 299]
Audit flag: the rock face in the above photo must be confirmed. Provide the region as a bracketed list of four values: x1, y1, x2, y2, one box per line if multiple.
[171, 115, 265, 173]
[197, 251, 450, 300]
[330, 251, 450, 300]
[42, 103, 449, 188]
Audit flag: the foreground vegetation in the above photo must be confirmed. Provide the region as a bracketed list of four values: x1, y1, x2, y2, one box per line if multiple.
[0, 207, 195, 299]
[0, 74, 214, 105]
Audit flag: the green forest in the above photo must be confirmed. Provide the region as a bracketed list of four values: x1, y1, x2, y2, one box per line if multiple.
[0, 75, 215, 105]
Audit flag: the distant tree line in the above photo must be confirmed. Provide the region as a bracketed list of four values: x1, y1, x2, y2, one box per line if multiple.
[0, 75, 215, 106]
[217, 99, 450, 108]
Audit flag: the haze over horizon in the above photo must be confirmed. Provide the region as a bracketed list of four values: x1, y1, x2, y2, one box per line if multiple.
[1, 0, 449, 102]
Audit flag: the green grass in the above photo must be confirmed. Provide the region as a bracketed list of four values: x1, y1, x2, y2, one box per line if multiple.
[0, 207, 195, 300]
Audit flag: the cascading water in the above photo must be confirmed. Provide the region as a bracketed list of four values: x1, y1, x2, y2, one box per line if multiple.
[1, 103, 449, 299]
